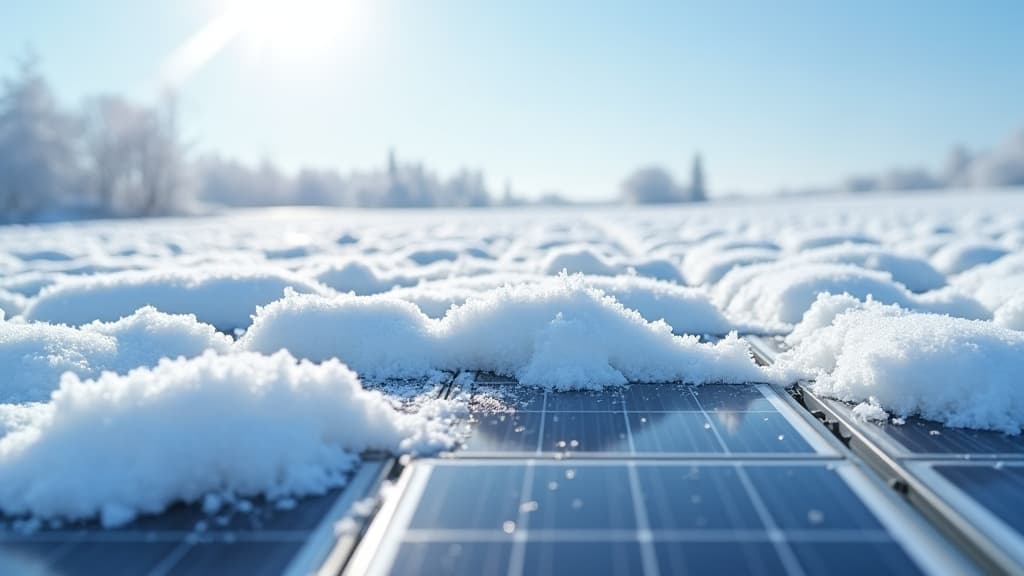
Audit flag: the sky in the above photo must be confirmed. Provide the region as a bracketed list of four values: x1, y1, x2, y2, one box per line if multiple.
[4, 0, 1024, 200]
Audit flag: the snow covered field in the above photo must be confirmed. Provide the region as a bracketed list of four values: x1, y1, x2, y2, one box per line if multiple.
[2, 191, 1024, 526]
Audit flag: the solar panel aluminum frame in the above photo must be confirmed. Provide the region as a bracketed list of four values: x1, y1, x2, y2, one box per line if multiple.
[343, 459, 975, 576]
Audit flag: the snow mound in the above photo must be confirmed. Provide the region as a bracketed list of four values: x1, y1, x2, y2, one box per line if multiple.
[25, 268, 328, 332]
[240, 280, 766, 389]
[382, 274, 734, 335]
[994, 295, 1024, 331]
[628, 259, 686, 284]
[774, 308, 1024, 433]
[684, 248, 779, 286]
[718, 263, 987, 327]
[0, 289, 27, 318]
[793, 244, 946, 293]
[541, 246, 621, 276]
[931, 241, 1009, 275]
[0, 307, 232, 403]
[313, 261, 395, 295]
[0, 351, 457, 526]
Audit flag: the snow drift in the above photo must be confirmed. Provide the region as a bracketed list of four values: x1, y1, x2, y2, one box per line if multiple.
[0, 307, 232, 403]
[0, 351, 457, 527]
[775, 304, 1024, 433]
[240, 279, 767, 389]
[25, 268, 328, 332]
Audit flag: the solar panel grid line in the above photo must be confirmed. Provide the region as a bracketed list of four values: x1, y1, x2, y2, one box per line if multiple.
[506, 461, 536, 576]
[731, 465, 808, 576]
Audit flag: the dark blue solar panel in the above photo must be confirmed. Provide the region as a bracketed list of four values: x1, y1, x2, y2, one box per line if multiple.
[745, 466, 884, 531]
[636, 465, 763, 530]
[168, 542, 303, 576]
[541, 412, 630, 453]
[463, 382, 817, 456]
[654, 542, 786, 576]
[934, 464, 1024, 534]
[409, 465, 523, 532]
[375, 462, 931, 574]
[620, 385, 701, 411]
[628, 412, 723, 453]
[789, 542, 924, 575]
[873, 417, 1024, 456]
[715, 413, 813, 454]
[390, 542, 512, 575]
[691, 385, 776, 412]
[523, 541, 644, 575]
[45, 542, 179, 576]
[461, 412, 542, 453]
[528, 466, 636, 530]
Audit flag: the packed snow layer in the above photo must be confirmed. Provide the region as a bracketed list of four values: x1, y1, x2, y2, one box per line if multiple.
[775, 307, 1024, 433]
[0, 307, 232, 403]
[0, 351, 457, 526]
[25, 268, 328, 331]
[240, 280, 766, 389]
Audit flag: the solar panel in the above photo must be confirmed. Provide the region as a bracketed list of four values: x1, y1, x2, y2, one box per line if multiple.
[457, 381, 836, 457]
[0, 460, 387, 576]
[785, 379, 1024, 572]
[350, 460, 946, 575]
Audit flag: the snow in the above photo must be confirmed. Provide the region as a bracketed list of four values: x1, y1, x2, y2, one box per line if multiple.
[0, 351, 457, 526]
[240, 278, 765, 389]
[0, 307, 232, 403]
[25, 268, 328, 332]
[774, 306, 1024, 433]
[931, 240, 1009, 275]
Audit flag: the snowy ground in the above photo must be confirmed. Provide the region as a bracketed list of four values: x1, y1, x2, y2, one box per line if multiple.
[2, 191, 1024, 526]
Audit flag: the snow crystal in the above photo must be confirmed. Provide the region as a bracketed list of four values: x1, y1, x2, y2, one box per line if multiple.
[0, 351, 457, 526]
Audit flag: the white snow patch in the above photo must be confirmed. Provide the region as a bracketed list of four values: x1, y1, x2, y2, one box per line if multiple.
[0, 351, 457, 526]
[240, 279, 767, 389]
[774, 308, 1024, 433]
[25, 268, 329, 331]
[0, 307, 232, 403]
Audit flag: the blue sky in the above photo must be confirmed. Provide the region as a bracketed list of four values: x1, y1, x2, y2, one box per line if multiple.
[4, 0, 1024, 199]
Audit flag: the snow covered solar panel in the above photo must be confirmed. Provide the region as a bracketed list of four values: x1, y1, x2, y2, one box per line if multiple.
[349, 460, 949, 575]
[0, 461, 386, 576]
[458, 381, 836, 457]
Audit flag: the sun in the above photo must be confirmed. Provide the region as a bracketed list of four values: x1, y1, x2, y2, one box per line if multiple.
[240, 0, 351, 59]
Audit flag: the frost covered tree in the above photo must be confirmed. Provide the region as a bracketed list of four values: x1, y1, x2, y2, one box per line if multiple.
[82, 94, 190, 216]
[0, 55, 79, 222]
[690, 154, 707, 202]
[621, 166, 683, 204]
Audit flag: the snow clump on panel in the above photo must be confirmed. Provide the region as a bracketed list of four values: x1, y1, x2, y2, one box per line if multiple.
[0, 307, 232, 403]
[774, 307, 1024, 433]
[25, 268, 329, 332]
[0, 351, 458, 527]
[240, 279, 767, 390]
